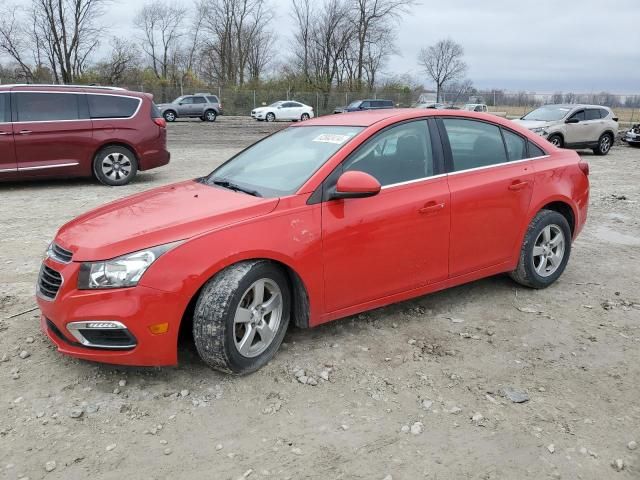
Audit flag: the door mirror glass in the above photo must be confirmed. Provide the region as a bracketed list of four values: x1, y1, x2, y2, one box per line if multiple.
[331, 171, 381, 200]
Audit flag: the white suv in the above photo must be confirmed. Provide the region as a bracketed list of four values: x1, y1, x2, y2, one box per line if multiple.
[514, 104, 618, 155]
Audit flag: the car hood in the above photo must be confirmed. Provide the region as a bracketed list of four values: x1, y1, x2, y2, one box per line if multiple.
[512, 119, 556, 129]
[56, 180, 279, 261]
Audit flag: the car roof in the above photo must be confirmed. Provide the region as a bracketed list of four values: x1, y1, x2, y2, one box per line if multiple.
[294, 108, 523, 128]
[0, 84, 147, 98]
[540, 103, 610, 110]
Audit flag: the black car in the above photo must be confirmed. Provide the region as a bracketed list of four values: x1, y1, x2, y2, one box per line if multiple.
[334, 99, 394, 114]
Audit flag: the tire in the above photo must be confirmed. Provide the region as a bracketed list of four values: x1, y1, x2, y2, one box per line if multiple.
[93, 146, 138, 186]
[199, 116, 206, 122]
[193, 260, 291, 375]
[593, 133, 613, 155]
[265, 112, 276, 122]
[163, 110, 177, 122]
[204, 110, 217, 122]
[547, 134, 563, 148]
[510, 209, 572, 289]
[300, 113, 310, 121]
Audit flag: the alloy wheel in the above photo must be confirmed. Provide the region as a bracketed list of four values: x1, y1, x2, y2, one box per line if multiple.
[101, 153, 133, 182]
[233, 278, 283, 358]
[550, 136, 562, 147]
[266, 113, 275, 122]
[600, 135, 611, 153]
[532, 224, 565, 277]
[206, 111, 216, 121]
[164, 111, 176, 122]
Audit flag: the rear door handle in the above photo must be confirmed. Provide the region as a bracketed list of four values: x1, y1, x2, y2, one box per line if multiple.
[508, 181, 529, 191]
[419, 202, 445, 214]
[19, 130, 32, 135]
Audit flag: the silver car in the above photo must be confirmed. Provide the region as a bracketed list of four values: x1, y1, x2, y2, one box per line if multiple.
[514, 104, 618, 155]
[158, 93, 223, 122]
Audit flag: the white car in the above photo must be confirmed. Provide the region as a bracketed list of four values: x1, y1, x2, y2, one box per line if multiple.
[251, 101, 314, 122]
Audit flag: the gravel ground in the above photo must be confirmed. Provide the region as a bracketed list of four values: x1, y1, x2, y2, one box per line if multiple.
[1, 117, 639, 480]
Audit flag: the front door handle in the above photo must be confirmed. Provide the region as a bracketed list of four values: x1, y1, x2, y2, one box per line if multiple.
[508, 181, 529, 191]
[419, 202, 445, 214]
[18, 130, 32, 135]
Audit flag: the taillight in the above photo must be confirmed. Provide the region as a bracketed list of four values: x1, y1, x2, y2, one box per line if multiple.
[579, 160, 589, 176]
[153, 118, 166, 128]
[219, 103, 223, 109]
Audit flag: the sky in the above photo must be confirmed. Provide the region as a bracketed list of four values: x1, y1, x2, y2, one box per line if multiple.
[100, 0, 639, 93]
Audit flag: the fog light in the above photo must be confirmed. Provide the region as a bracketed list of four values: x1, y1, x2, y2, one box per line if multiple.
[87, 322, 121, 329]
[148, 322, 169, 335]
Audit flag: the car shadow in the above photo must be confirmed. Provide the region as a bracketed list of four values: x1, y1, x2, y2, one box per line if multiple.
[0, 171, 165, 191]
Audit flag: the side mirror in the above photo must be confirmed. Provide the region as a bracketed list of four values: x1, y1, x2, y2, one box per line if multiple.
[329, 171, 381, 200]
[566, 117, 580, 124]
[358, 105, 365, 110]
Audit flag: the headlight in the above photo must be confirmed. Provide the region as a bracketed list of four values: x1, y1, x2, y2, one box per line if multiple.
[77, 241, 181, 290]
[531, 127, 548, 135]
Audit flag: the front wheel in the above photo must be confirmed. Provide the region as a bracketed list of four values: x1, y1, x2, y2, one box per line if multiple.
[547, 134, 563, 148]
[163, 110, 177, 122]
[265, 112, 276, 122]
[510, 209, 571, 289]
[93, 146, 138, 186]
[593, 133, 613, 155]
[193, 261, 290, 374]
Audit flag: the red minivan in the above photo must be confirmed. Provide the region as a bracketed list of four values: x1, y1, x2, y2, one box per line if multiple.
[0, 84, 169, 186]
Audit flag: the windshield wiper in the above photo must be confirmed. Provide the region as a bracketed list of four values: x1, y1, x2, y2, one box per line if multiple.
[211, 179, 262, 197]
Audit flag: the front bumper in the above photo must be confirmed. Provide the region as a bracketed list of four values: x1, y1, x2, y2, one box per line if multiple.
[37, 258, 184, 366]
[622, 132, 640, 144]
[251, 111, 265, 119]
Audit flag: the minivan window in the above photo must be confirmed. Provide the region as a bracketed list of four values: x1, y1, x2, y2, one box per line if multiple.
[443, 118, 507, 171]
[0, 93, 8, 122]
[87, 94, 140, 119]
[344, 120, 434, 186]
[502, 129, 527, 161]
[585, 109, 601, 121]
[15, 92, 81, 122]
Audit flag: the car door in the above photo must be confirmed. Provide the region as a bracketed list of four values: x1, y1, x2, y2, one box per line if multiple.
[12, 91, 94, 177]
[564, 109, 586, 145]
[177, 96, 194, 116]
[281, 102, 297, 120]
[192, 96, 207, 116]
[0, 91, 17, 177]
[321, 119, 450, 313]
[583, 108, 603, 143]
[439, 118, 535, 277]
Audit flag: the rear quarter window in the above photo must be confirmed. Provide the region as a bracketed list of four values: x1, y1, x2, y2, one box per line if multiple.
[599, 108, 610, 119]
[528, 141, 546, 158]
[206, 96, 219, 103]
[88, 95, 140, 119]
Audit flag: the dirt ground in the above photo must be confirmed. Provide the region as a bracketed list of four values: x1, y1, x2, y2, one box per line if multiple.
[1, 117, 639, 480]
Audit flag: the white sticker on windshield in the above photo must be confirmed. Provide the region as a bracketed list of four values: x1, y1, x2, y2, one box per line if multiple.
[313, 134, 351, 145]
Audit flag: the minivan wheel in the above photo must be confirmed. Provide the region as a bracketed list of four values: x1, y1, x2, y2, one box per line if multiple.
[163, 110, 177, 122]
[204, 110, 217, 122]
[593, 133, 613, 155]
[193, 261, 290, 375]
[547, 134, 563, 148]
[93, 146, 138, 186]
[265, 112, 276, 122]
[510, 209, 572, 289]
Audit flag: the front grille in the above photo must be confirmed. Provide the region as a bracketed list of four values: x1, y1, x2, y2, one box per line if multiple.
[79, 329, 137, 349]
[38, 265, 63, 300]
[50, 243, 73, 263]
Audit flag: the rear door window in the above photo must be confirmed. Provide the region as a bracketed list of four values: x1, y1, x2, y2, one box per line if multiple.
[15, 92, 81, 122]
[87, 94, 140, 119]
[585, 109, 601, 121]
[0, 93, 8, 122]
[569, 110, 585, 122]
[502, 129, 527, 161]
[193, 96, 206, 104]
[442, 118, 508, 171]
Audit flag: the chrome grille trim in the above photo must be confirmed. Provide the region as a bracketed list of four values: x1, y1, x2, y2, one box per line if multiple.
[49, 243, 73, 263]
[37, 264, 63, 300]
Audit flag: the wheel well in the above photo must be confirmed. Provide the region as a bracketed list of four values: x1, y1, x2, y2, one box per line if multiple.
[542, 201, 575, 235]
[177, 259, 311, 346]
[548, 132, 564, 141]
[92, 142, 140, 176]
[603, 130, 615, 139]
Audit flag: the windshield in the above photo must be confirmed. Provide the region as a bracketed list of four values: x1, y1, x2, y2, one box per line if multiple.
[522, 106, 572, 121]
[172, 96, 186, 104]
[205, 126, 363, 197]
[347, 100, 362, 108]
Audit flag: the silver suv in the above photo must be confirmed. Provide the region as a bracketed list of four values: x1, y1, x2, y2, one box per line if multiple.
[515, 104, 618, 155]
[157, 93, 223, 122]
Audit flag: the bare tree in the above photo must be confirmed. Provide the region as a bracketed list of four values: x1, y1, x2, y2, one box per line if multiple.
[0, 8, 36, 81]
[135, 0, 186, 83]
[95, 38, 140, 85]
[418, 38, 467, 102]
[352, 0, 413, 90]
[443, 78, 474, 105]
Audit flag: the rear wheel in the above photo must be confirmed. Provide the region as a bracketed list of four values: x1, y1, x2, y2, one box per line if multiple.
[300, 113, 310, 121]
[510, 209, 571, 289]
[93, 146, 138, 186]
[204, 110, 217, 122]
[547, 134, 563, 148]
[193, 261, 290, 374]
[593, 133, 613, 155]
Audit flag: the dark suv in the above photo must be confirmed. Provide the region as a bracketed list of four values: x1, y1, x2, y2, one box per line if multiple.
[157, 94, 223, 122]
[0, 84, 170, 186]
[334, 99, 394, 114]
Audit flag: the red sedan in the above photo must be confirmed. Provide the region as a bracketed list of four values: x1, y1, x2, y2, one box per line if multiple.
[37, 109, 589, 374]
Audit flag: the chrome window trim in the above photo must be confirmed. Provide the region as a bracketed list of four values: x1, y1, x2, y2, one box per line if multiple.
[10, 90, 142, 123]
[19, 162, 79, 171]
[381, 173, 447, 190]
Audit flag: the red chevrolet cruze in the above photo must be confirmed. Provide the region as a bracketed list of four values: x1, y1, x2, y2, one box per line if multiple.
[37, 109, 589, 374]
[0, 84, 169, 185]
